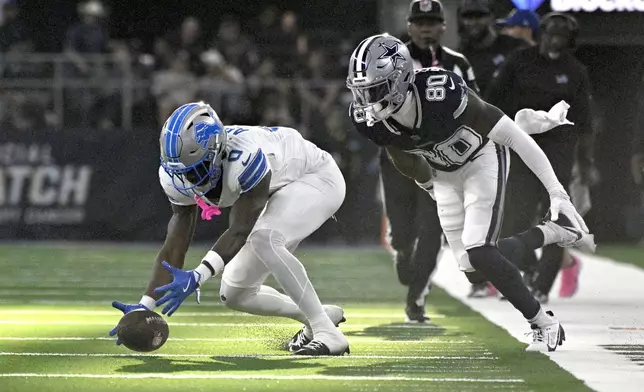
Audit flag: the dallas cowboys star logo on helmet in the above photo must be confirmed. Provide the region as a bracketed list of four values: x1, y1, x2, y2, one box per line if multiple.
[377, 42, 405, 69]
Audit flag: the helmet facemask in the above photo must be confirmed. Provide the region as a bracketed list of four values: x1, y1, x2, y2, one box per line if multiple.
[347, 70, 406, 126]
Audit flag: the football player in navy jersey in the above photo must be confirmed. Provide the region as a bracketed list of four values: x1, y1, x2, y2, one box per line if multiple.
[347, 33, 595, 352]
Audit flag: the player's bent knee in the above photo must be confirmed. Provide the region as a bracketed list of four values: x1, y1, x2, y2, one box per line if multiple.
[248, 228, 287, 250]
[219, 281, 259, 310]
[466, 245, 501, 270]
[248, 229, 288, 269]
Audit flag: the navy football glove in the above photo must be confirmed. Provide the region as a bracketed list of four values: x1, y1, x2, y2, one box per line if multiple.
[108, 301, 149, 345]
[154, 261, 202, 316]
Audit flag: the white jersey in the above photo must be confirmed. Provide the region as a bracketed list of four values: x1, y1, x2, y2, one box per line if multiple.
[159, 125, 329, 208]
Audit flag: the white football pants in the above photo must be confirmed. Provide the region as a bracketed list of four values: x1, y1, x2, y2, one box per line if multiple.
[433, 141, 510, 272]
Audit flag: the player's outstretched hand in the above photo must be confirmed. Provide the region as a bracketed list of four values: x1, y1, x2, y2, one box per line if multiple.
[549, 191, 589, 234]
[154, 261, 202, 316]
[108, 301, 149, 345]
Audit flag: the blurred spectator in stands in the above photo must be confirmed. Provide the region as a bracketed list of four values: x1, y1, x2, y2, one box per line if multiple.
[298, 50, 341, 131]
[254, 6, 283, 56]
[167, 17, 205, 76]
[257, 5, 280, 34]
[151, 52, 196, 126]
[497, 9, 540, 46]
[0, 0, 26, 52]
[64, 0, 110, 76]
[2, 39, 43, 78]
[211, 15, 259, 76]
[259, 91, 295, 128]
[1, 91, 49, 130]
[197, 49, 249, 123]
[272, 11, 308, 77]
[152, 37, 174, 70]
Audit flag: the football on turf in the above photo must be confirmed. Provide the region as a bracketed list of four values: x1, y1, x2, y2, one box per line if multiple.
[116, 309, 169, 352]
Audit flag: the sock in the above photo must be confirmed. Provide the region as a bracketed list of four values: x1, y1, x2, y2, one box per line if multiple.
[249, 229, 337, 337]
[498, 228, 544, 271]
[220, 282, 309, 323]
[467, 246, 540, 320]
[528, 307, 555, 327]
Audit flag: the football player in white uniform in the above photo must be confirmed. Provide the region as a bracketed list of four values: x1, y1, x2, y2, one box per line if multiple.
[347, 34, 595, 352]
[110, 102, 349, 356]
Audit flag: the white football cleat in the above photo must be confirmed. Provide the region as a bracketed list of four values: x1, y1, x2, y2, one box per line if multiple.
[293, 332, 350, 356]
[526, 311, 566, 352]
[287, 305, 346, 352]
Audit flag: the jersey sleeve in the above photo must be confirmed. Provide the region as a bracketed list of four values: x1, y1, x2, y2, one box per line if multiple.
[158, 166, 196, 206]
[223, 134, 271, 199]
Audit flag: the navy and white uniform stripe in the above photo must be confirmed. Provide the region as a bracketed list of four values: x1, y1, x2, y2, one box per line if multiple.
[238, 149, 269, 192]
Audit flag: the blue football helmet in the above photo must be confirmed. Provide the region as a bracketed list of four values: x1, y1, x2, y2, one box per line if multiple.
[159, 102, 227, 197]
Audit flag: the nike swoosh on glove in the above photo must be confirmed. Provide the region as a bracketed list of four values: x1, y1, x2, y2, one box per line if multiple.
[108, 301, 149, 345]
[154, 261, 202, 316]
[549, 191, 589, 233]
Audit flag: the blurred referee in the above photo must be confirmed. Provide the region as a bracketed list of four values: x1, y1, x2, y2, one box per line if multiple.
[380, 0, 479, 322]
[485, 12, 596, 302]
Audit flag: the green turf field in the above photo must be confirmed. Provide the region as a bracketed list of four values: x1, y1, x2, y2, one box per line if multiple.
[596, 244, 644, 269]
[0, 243, 591, 392]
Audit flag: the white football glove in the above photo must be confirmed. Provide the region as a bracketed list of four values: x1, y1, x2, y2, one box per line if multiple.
[415, 178, 435, 201]
[549, 190, 589, 233]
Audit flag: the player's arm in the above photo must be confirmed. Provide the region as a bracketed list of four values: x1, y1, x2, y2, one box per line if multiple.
[464, 91, 588, 231]
[385, 146, 434, 195]
[151, 175, 270, 316]
[210, 172, 271, 262]
[143, 203, 198, 301]
[109, 202, 198, 341]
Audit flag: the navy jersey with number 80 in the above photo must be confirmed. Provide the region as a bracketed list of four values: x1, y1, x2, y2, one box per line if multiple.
[351, 67, 486, 172]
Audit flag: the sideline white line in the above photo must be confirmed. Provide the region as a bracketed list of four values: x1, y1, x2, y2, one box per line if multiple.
[0, 320, 452, 329]
[434, 249, 644, 392]
[0, 310, 445, 319]
[0, 373, 522, 382]
[0, 337, 473, 344]
[0, 352, 498, 360]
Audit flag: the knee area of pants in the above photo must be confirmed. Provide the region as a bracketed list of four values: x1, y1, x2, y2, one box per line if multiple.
[219, 282, 258, 308]
[248, 228, 286, 250]
[466, 246, 500, 269]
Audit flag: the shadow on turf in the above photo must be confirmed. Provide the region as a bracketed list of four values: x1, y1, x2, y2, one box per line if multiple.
[117, 356, 327, 374]
[344, 322, 458, 341]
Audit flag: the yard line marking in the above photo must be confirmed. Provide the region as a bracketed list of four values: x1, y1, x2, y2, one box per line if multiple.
[0, 352, 498, 360]
[0, 373, 522, 382]
[0, 310, 445, 319]
[0, 337, 475, 344]
[0, 320, 453, 329]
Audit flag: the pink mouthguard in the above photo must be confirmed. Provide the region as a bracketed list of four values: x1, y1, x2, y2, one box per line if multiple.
[193, 195, 222, 220]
